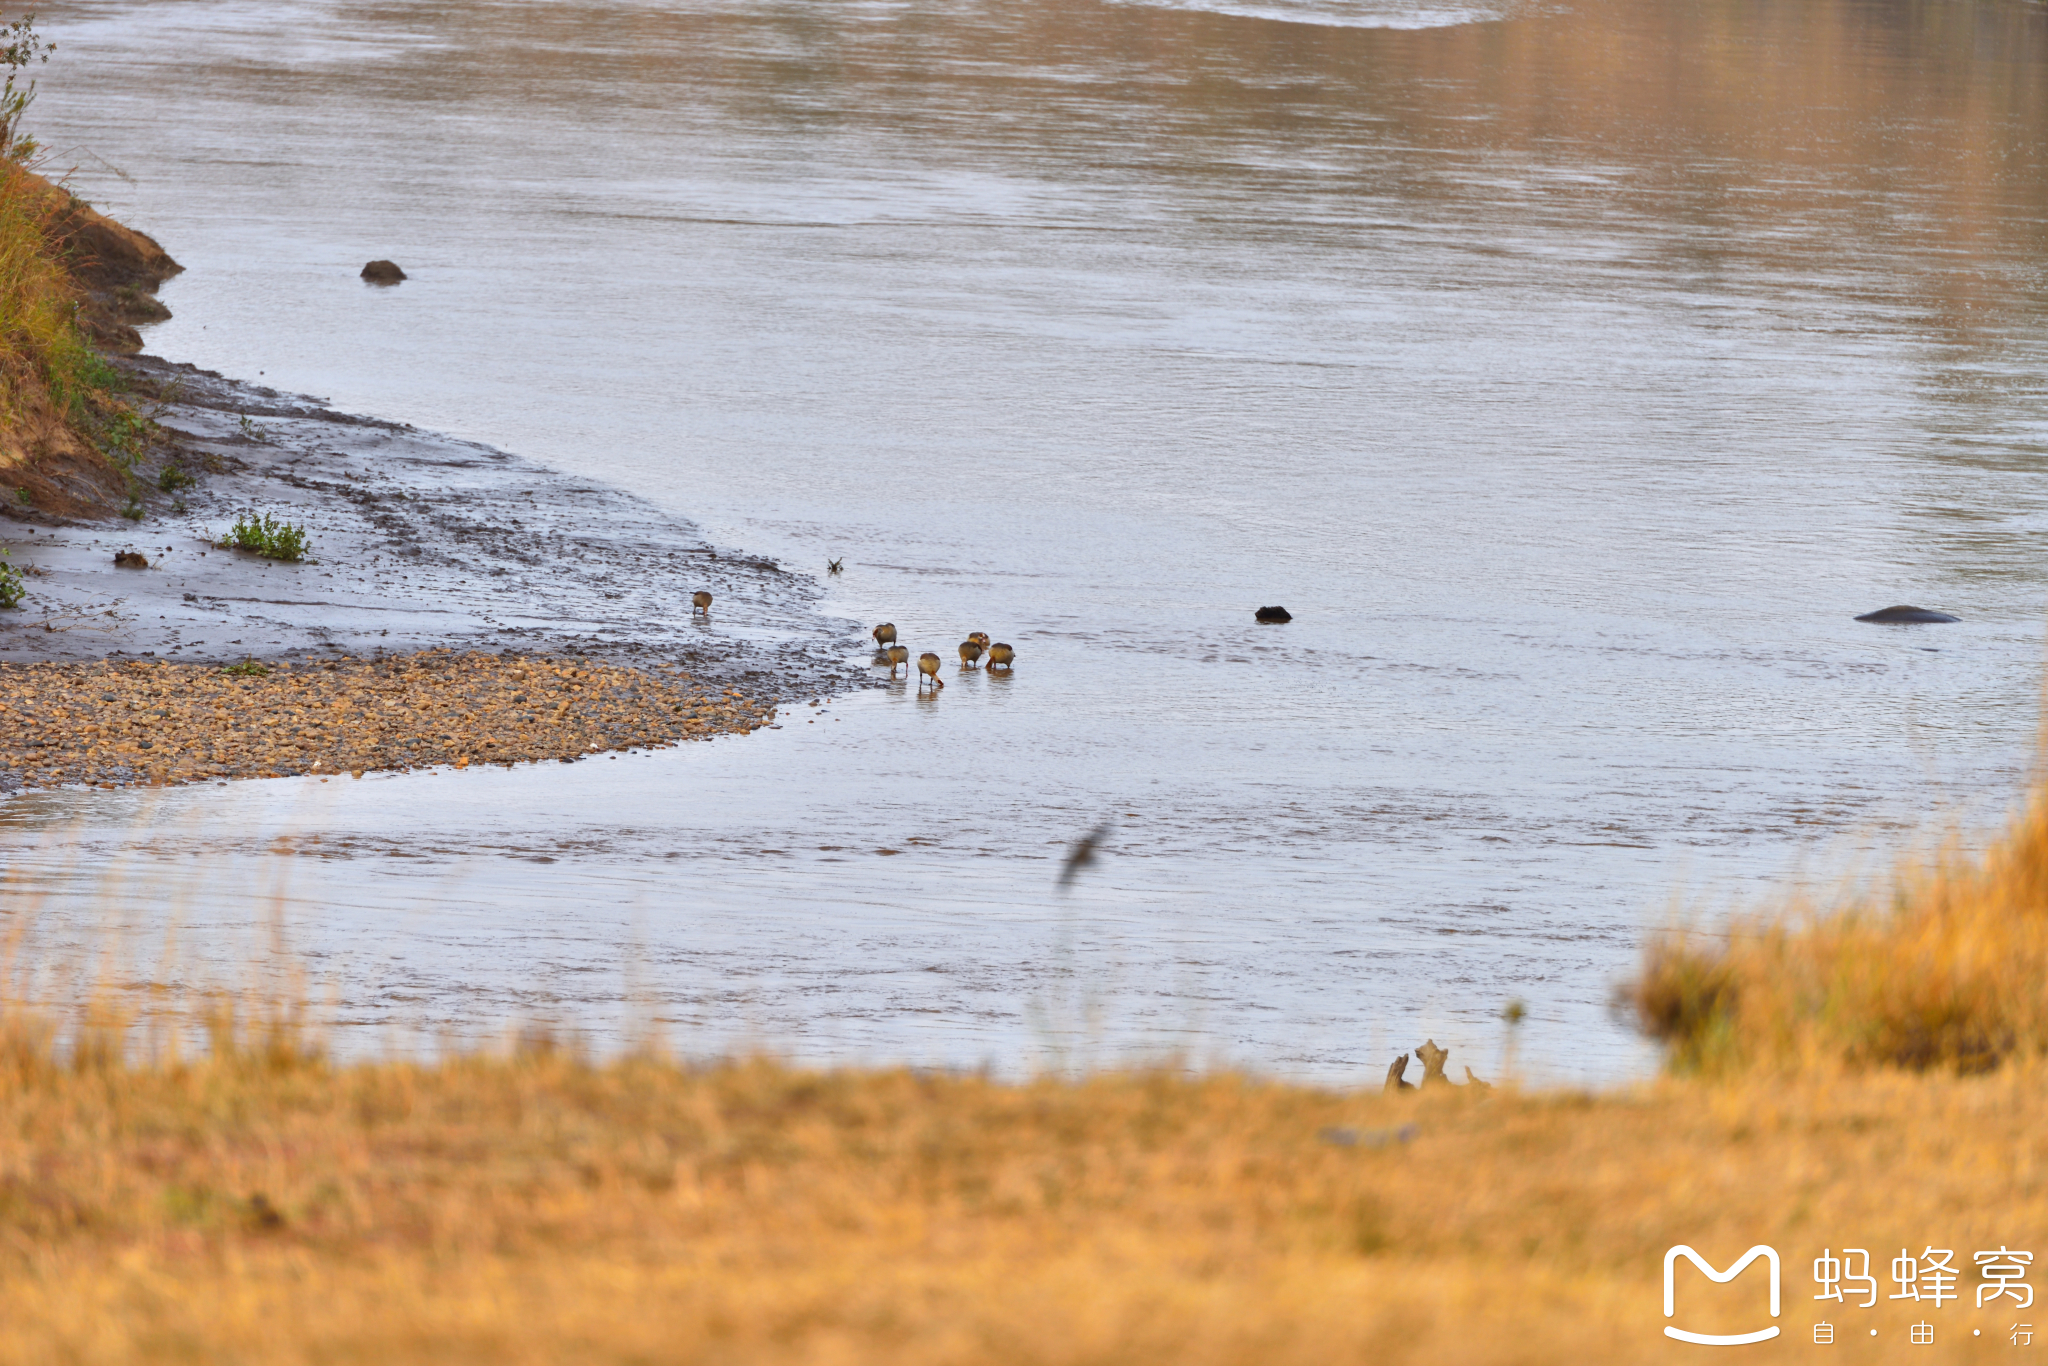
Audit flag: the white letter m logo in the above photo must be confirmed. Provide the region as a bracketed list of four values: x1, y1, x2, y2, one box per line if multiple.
[1663, 1245, 1781, 1345]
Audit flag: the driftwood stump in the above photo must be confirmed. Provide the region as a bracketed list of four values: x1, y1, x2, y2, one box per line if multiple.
[1388, 1044, 1491, 1091]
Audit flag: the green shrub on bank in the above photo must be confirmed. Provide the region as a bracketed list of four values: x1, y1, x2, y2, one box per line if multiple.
[0, 163, 113, 423]
[215, 511, 310, 562]
[0, 548, 23, 607]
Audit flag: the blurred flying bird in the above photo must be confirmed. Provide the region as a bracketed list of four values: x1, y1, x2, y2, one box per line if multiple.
[1057, 820, 1114, 890]
[827, 558, 844, 575]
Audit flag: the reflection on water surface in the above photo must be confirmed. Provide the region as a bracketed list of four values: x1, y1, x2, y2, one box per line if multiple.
[9, 0, 2048, 1080]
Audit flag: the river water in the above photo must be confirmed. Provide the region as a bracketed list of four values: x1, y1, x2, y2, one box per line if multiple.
[6, 0, 2048, 1081]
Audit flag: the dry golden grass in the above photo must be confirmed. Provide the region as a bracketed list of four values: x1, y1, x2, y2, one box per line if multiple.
[0, 1006, 2039, 1365]
[0, 161, 103, 439]
[1633, 782, 2048, 1076]
[0, 159, 162, 513]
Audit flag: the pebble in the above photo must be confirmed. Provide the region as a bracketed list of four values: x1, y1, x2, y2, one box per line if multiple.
[0, 650, 777, 791]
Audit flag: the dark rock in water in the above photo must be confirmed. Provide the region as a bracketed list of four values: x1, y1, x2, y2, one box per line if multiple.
[113, 551, 148, 569]
[360, 259, 407, 285]
[1255, 605, 1292, 623]
[1854, 605, 1959, 624]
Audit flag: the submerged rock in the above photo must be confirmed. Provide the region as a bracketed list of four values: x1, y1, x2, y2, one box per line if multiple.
[1854, 605, 1959, 624]
[360, 259, 407, 285]
[1255, 605, 1292, 623]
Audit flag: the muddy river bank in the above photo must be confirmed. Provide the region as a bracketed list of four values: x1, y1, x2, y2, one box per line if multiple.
[1, 354, 866, 684]
[0, 355, 867, 794]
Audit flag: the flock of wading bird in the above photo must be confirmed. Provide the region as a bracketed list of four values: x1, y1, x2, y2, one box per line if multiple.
[685, 591, 1015, 692]
[869, 623, 1014, 691]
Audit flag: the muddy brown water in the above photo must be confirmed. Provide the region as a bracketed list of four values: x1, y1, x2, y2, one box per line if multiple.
[5, 0, 2048, 1081]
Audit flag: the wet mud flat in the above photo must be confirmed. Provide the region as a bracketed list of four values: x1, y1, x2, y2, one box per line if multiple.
[0, 356, 865, 793]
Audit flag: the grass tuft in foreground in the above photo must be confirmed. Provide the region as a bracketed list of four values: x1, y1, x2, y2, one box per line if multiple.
[1632, 786, 2048, 1076]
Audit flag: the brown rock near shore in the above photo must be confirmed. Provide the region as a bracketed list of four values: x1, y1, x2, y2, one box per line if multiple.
[360, 259, 407, 284]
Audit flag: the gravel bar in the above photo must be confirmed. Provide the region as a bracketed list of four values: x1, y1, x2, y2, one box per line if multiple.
[0, 650, 783, 789]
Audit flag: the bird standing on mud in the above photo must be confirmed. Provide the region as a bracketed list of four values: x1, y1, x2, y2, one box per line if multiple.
[886, 644, 909, 678]
[917, 652, 944, 691]
[957, 639, 983, 669]
[691, 591, 713, 616]
[986, 642, 1015, 671]
[872, 622, 897, 650]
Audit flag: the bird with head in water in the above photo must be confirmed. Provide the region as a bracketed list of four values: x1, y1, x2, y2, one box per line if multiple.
[986, 642, 1015, 672]
[918, 652, 944, 691]
[957, 638, 983, 669]
[691, 591, 713, 616]
[886, 644, 909, 678]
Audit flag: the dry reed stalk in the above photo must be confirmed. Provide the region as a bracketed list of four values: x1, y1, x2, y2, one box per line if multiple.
[1633, 786, 2048, 1075]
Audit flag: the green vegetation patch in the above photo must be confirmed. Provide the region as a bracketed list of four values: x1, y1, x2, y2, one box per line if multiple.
[215, 511, 310, 562]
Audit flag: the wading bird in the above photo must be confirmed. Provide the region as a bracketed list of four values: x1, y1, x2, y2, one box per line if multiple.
[692, 591, 713, 615]
[986, 642, 1015, 671]
[872, 622, 897, 649]
[918, 652, 944, 691]
[958, 639, 983, 669]
[968, 631, 990, 654]
[886, 644, 909, 678]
